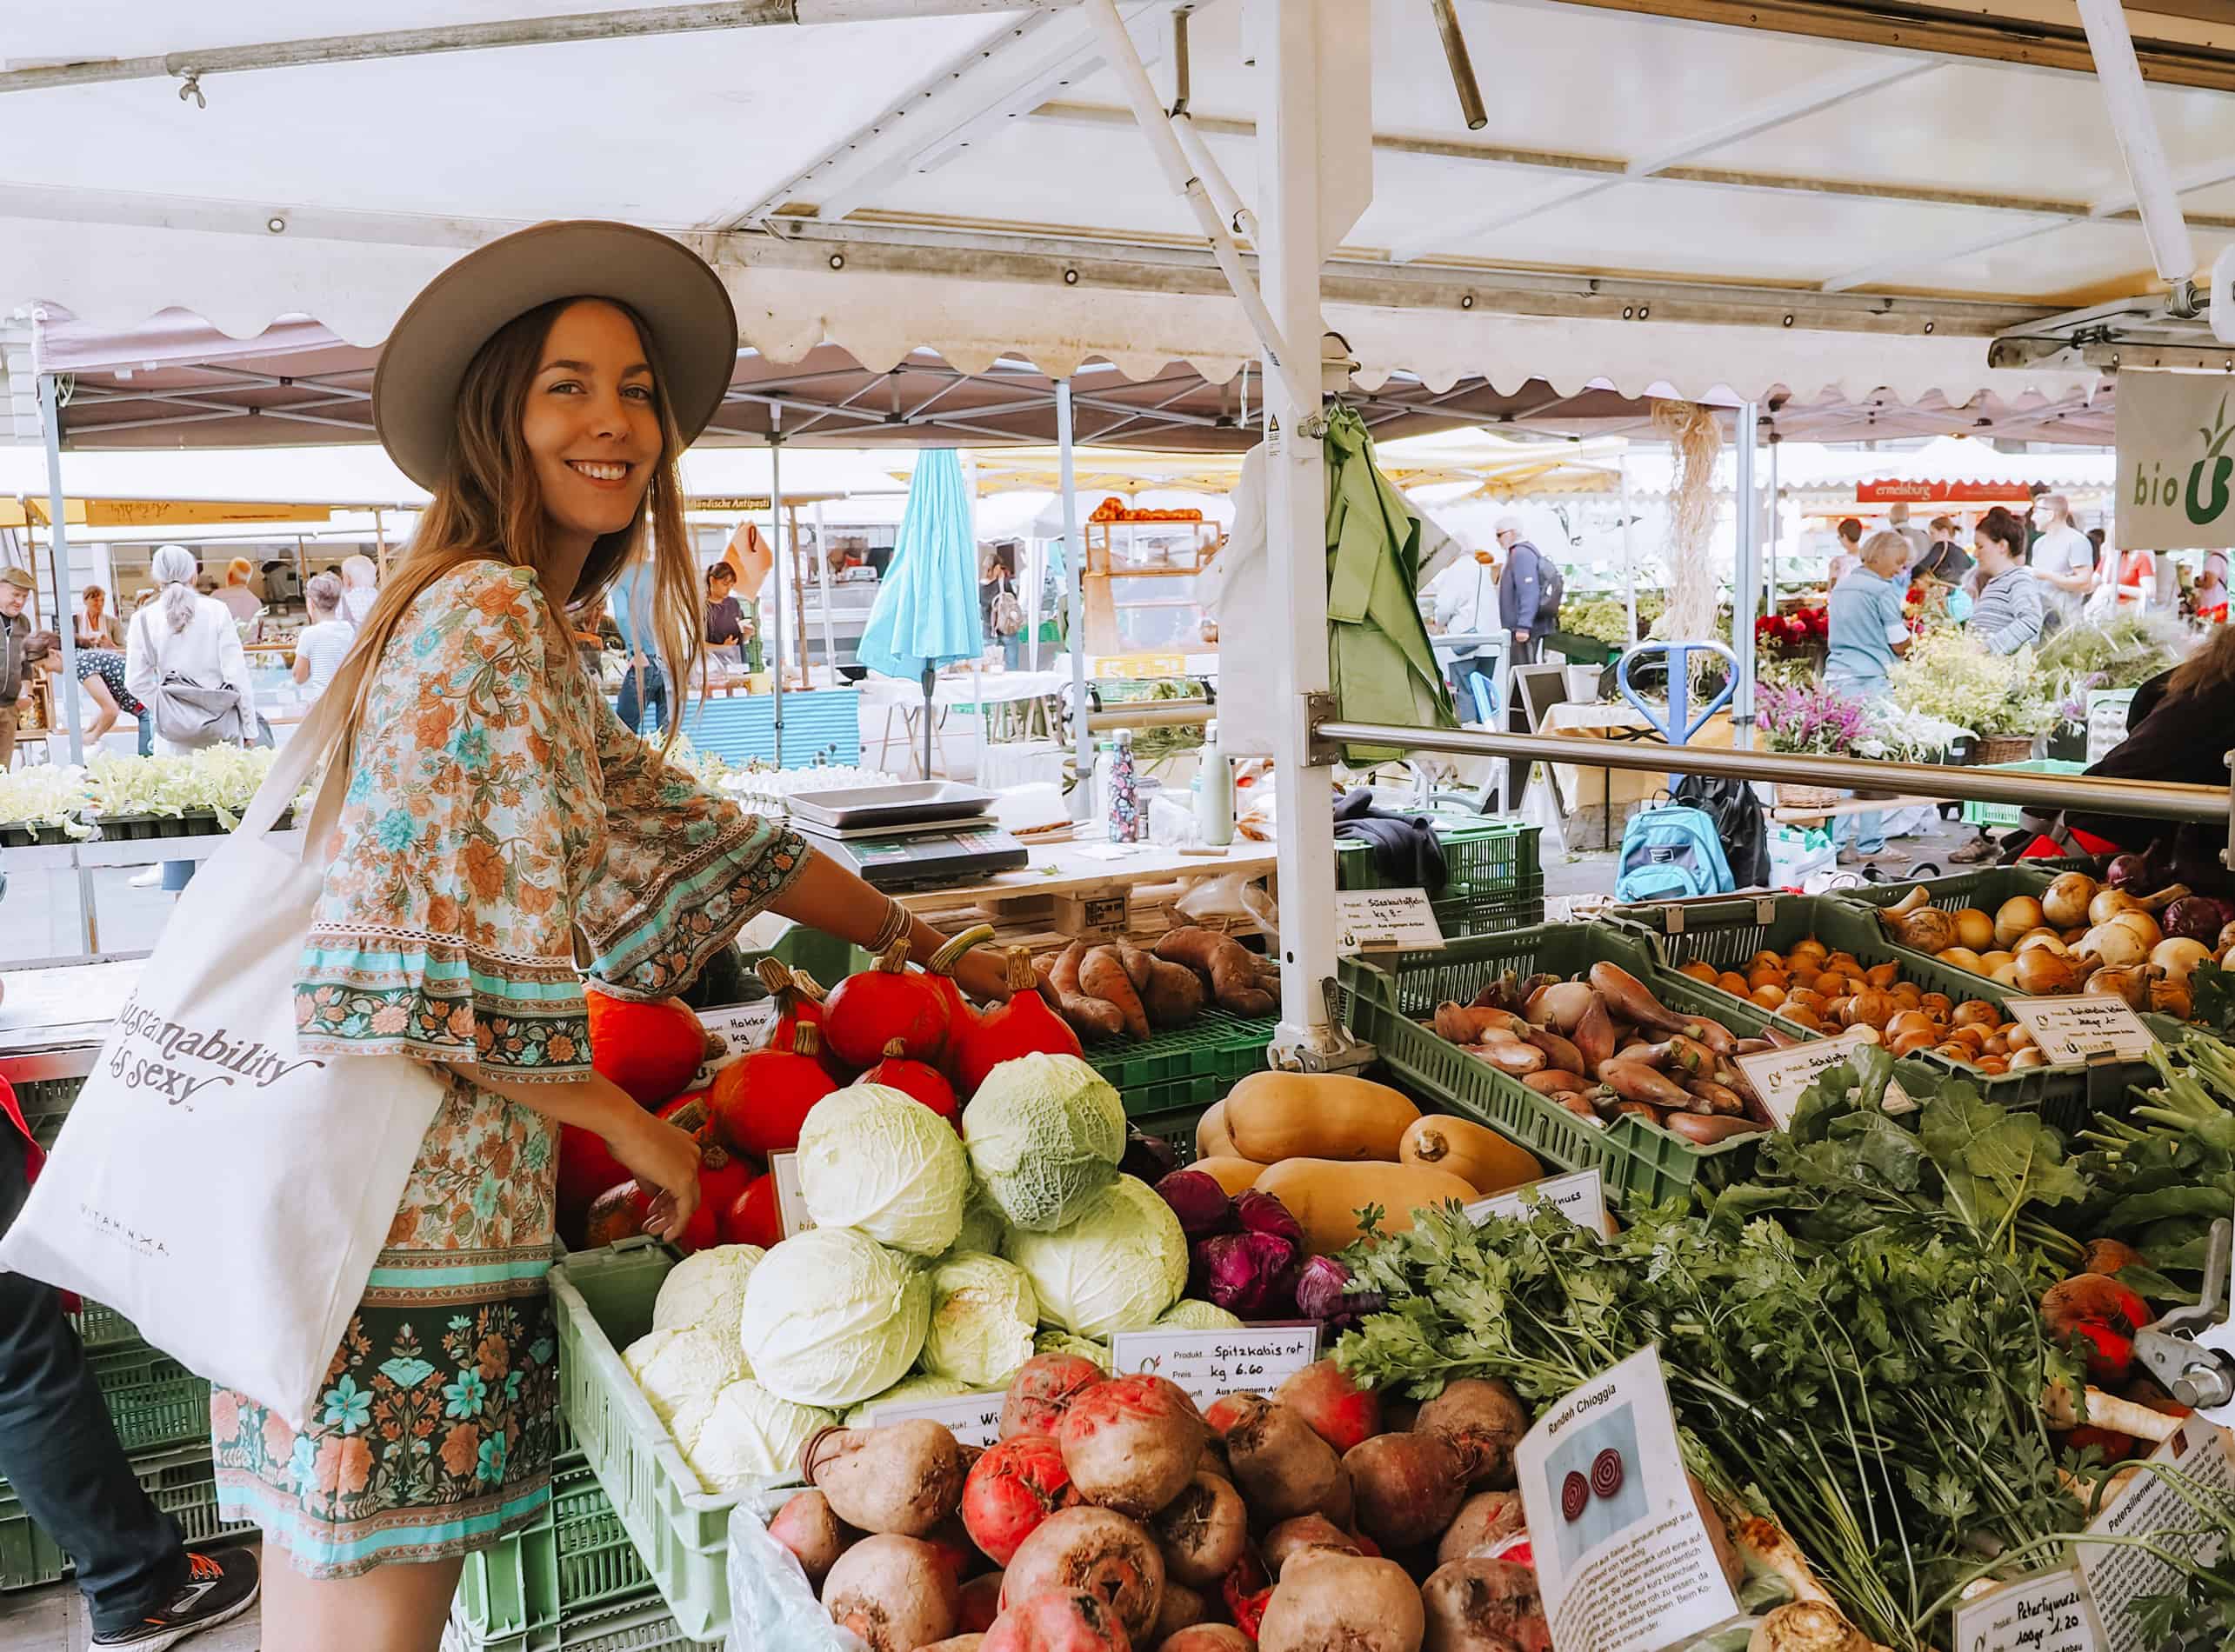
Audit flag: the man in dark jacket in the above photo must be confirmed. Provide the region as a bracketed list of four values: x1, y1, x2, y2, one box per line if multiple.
[1493, 516, 1557, 666]
[0, 567, 34, 769]
[0, 1082, 259, 1647]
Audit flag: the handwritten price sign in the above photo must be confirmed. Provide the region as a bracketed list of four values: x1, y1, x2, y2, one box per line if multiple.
[1332, 889, 1445, 956]
[1730, 1029, 1911, 1129]
[869, 1388, 1007, 1449]
[1107, 1325, 1320, 1409]
[1950, 1568, 2104, 1652]
[2003, 995, 2159, 1065]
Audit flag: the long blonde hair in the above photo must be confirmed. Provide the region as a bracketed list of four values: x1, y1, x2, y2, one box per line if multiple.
[332, 296, 703, 762]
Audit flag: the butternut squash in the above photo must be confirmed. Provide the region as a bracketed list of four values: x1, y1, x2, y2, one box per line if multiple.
[1254, 1158, 1479, 1255]
[1220, 1072, 1420, 1163]
[1189, 1155, 1269, 1196]
[1397, 1116, 1541, 1196]
[1196, 1098, 1238, 1162]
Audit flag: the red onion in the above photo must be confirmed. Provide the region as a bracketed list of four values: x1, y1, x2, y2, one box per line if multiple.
[2164, 896, 2225, 943]
[2105, 853, 2160, 894]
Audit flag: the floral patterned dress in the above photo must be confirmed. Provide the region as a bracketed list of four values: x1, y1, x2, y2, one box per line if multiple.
[211, 560, 807, 1577]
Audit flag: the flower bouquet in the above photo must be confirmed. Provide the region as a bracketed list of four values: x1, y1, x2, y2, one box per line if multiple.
[1890, 629, 2054, 760]
[1757, 680, 1877, 806]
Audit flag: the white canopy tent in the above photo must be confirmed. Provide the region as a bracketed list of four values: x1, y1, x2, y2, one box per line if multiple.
[3, 0, 2227, 1050]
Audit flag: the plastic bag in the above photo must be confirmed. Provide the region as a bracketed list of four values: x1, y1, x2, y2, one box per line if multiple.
[725, 1496, 866, 1652]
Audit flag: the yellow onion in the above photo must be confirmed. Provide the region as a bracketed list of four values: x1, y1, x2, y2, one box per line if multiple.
[2085, 964, 2151, 1008]
[2012, 947, 2084, 995]
[1896, 907, 1957, 956]
[2151, 937, 2212, 981]
[1991, 959, 2024, 987]
[2015, 930, 2069, 956]
[2078, 923, 2149, 968]
[1952, 908, 1996, 951]
[1937, 946, 1984, 973]
[2152, 975, 2196, 1019]
[2090, 888, 2144, 927]
[2110, 909, 2164, 949]
[2041, 873, 2099, 929]
[1994, 896, 2046, 949]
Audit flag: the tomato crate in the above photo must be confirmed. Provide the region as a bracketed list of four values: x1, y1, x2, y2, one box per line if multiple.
[1606, 891, 2164, 1135]
[1085, 1010, 1275, 1117]
[550, 1239, 797, 1645]
[1336, 819, 1541, 902]
[450, 1452, 654, 1652]
[0, 1445, 248, 1593]
[1337, 924, 1795, 1211]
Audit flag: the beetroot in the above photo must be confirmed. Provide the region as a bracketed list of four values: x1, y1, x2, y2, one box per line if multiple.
[925, 1515, 986, 1585]
[960, 1572, 1006, 1633]
[1258, 1554, 1424, 1652]
[1004, 1354, 1106, 1440]
[964, 1435, 1082, 1567]
[1275, 1360, 1383, 1455]
[822, 1533, 961, 1652]
[1158, 1630, 1251, 1652]
[1419, 1557, 1551, 1652]
[1147, 1472, 1249, 1589]
[1344, 1431, 1477, 1551]
[804, 1421, 968, 1537]
[1058, 1375, 1206, 1519]
[1413, 1380, 1527, 1490]
[1437, 1491, 1525, 1567]
[1151, 1582, 1209, 1641]
[1219, 1394, 1343, 1524]
[1262, 1514, 1362, 1578]
[1002, 1508, 1166, 1647]
[769, 1489, 854, 1589]
[983, 1589, 1134, 1652]
[1201, 1392, 1264, 1437]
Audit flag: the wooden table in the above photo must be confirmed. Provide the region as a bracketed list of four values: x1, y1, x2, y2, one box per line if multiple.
[894, 836, 1278, 951]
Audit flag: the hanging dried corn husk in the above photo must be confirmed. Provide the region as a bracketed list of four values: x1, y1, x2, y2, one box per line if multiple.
[1651, 399, 1723, 689]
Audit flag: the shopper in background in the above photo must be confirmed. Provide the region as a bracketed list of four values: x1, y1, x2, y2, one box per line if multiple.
[2028, 493, 2094, 626]
[1886, 502, 1930, 573]
[125, 545, 257, 893]
[0, 568, 31, 769]
[290, 572, 356, 700]
[1427, 542, 1501, 719]
[24, 631, 150, 752]
[1824, 530, 1915, 868]
[2107, 542, 2156, 610]
[2198, 548, 2230, 623]
[609, 554, 668, 734]
[704, 561, 749, 663]
[75, 583, 124, 650]
[0, 1078, 261, 1649]
[1494, 515, 1558, 667]
[211, 557, 264, 627]
[1827, 516, 1865, 585]
[1911, 514, 1973, 587]
[1965, 506, 2045, 656]
[337, 554, 380, 625]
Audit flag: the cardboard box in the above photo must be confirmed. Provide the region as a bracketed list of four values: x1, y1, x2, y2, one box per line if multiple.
[1053, 890, 1131, 940]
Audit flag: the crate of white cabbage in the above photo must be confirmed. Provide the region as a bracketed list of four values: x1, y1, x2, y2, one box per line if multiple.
[551, 1238, 807, 1645]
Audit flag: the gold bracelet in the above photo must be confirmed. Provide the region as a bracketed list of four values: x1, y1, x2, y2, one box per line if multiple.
[868, 896, 911, 956]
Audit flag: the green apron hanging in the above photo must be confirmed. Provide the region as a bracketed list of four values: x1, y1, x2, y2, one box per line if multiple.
[1323, 407, 1460, 763]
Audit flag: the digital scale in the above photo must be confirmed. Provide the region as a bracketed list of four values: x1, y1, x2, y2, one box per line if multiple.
[786, 782, 1030, 891]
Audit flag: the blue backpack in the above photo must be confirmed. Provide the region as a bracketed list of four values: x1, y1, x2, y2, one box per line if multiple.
[1614, 804, 1736, 903]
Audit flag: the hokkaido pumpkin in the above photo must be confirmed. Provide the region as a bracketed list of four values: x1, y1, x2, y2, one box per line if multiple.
[824, 941, 952, 1068]
[924, 925, 997, 1077]
[713, 1023, 838, 1158]
[586, 990, 708, 1109]
[557, 1125, 632, 1242]
[723, 1172, 784, 1247]
[759, 958, 844, 1080]
[861, 1039, 961, 1125]
[952, 946, 1084, 1096]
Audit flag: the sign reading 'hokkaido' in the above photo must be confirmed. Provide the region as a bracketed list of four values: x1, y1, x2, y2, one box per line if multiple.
[2116, 370, 2235, 550]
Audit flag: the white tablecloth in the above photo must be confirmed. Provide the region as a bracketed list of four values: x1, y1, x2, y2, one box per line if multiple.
[854, 668, 1074, 710]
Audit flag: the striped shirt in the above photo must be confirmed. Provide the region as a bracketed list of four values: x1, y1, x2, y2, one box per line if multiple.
[1969, 568, 2045, 655]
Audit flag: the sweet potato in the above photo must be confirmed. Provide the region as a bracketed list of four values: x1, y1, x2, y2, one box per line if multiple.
[1412, 1381, 1527, 1490]
[1220, 1394, 1344, 1523]
[1419, 1557, 1551, 1652]
[1150, 1471, 1250, 1588]
[1041, 943, 1127, 1042]
[984, 1589, 1133, 1652]
[1257, 1554, 1425, 1652]
[1155, 928, 1277, 1016]
[1152, 1581, 1210, 1641]
[823, 1534, 962, 1652]
[1159, 1629, 1254, 1652]
[1059, 1374, 1206, 1519]
[771, 1489, 856, 1588]
[1344, 1431, 1475, 1550]
[1141, 957, 1206, 1029]
[960, 1572, 1006, 1633]
[1082, 947, 1152, 1042]
[1113, 941, 1157, 991]
[1437, 1491, 1525, 1567]
[1003, 1507, 1167, 1647]
[1262, 1514, 1363, 1577]
[1274, 1359, 1383, 1454]
[805, 1422, 969, 1538]
[1004, 1354, 1107, 1440]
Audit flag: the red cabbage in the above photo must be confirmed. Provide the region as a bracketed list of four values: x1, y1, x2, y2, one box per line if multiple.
[1292, 1255, 1385, 1331]
[2165, 896, 2225, 943]
[1232, 1189, 1304, 1249]
[1197, 1231, 1297, 1317]
[1156, 1169, 1233, 1238]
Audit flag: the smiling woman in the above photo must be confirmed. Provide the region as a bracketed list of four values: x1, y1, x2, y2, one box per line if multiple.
[212, 221, 1016, 1652]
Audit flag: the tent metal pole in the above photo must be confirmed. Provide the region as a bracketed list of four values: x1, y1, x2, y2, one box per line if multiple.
[1262, 0, 1343, 1063]
[1619, 454, 1636, 643]
[812, 500, 837, 682]
[1057, 379, 1091, 816]
[37, 372, 97, 959]
[1732, 400, 1758, 748]
[1765, 439, 1779, 611]
[768, 409, 785, 764]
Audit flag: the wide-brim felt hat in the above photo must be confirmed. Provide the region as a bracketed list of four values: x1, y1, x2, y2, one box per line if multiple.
[372, 220, 736, 490]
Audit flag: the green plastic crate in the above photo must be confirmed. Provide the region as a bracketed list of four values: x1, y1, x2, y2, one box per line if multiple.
[1130, 1102, 1213, 1165]
[0, 1445, 249, 1592]
[65, 1299, 139, 1351]
[1607, 891, 2163, 1133]
[550, 1240, 774, 1645]
[558, 1595, 717, 1650]
[1085, 1009, 1274, 1116]
[1337, 819, 1541, 900]
[1959, 759, 2088, 830]
[1338, 925, 1792, 1211]
[1829, 863, 2062, 916]
[453, 1454, 654, 1652]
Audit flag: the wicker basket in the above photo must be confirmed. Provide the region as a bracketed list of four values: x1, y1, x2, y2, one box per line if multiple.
[1771, 783, 1846, 809]
[1972, 732, 2038, 765]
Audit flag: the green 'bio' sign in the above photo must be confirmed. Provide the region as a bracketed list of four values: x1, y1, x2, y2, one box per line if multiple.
[2117, 370, 2235, 550]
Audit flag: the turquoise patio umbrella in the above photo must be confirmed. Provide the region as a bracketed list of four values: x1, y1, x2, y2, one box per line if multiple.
[857, 449, 984, 776]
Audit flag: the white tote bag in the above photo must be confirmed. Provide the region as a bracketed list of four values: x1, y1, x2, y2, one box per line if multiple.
[0, 682, 449, 1428]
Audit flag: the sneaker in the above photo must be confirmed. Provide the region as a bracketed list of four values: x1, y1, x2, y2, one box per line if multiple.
[128, 866, 163, 889]
[1947, 835, 1999, 864]
[92, 1548, 260, 1651]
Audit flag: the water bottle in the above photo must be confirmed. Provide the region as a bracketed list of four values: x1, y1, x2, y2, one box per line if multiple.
[1195, 717, 1234, 847]
[1106, 729, 1140, 843]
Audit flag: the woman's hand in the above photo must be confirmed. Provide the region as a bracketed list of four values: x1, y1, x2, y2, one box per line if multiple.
[951, 945, 1014, 1005]
[610, 1109, 704, 1242]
